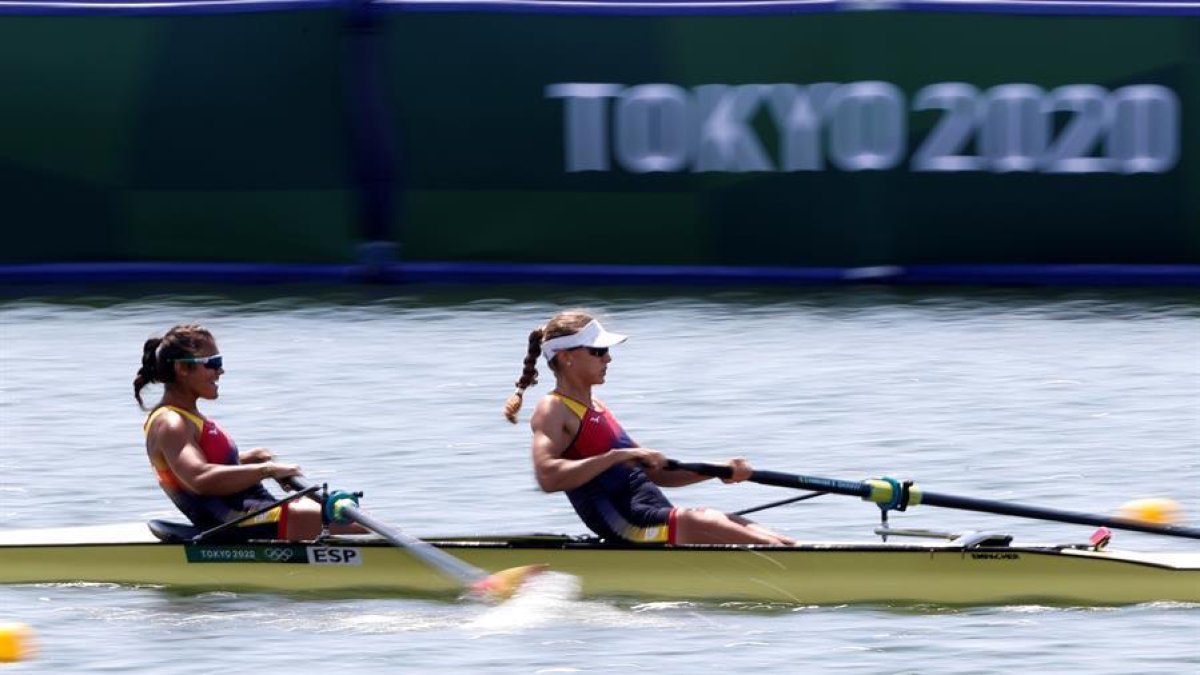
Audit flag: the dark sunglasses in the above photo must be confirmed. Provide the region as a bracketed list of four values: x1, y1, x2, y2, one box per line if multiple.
[175, 354, 223, 370]
[583, 347, 608, 358]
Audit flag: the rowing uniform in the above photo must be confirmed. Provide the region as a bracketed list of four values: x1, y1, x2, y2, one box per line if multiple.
[144, 405, 287, 540]
[553, 393, 678, 545]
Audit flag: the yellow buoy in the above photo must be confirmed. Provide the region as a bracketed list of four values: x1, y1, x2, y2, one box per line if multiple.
[0, 622, 35, 662]
[1118, 498, 1184, 526]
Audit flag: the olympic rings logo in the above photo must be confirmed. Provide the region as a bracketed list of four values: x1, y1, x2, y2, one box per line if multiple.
[263, 547, 295, 563]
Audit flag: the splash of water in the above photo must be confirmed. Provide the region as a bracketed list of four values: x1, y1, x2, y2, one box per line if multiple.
[467, 573, 691, 633]
[468, 572, 584, 632]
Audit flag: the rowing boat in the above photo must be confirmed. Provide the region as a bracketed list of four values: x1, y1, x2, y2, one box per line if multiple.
[5, 463, 1197, 605]
[1, 521, 1196, 605]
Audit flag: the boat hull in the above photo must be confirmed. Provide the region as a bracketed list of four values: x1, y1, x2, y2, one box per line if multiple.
[1, 526, 1196, 605]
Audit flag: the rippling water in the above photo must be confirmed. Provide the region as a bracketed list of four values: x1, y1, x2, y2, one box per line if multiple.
[1, 286, 1197, 672]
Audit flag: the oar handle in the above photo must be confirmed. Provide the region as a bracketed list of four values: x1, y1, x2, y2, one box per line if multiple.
[279, 475, 322, 504]
[665, 460, 733, 479]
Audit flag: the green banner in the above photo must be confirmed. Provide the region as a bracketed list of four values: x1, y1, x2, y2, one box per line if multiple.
[0, 11, 357, 264]
[384, 12, 1199, 266]
[0, 9, 1195, 267]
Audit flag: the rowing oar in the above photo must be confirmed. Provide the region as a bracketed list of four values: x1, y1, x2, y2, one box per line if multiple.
[666, 460, 1200, 540]
[282, 476, 544, 600]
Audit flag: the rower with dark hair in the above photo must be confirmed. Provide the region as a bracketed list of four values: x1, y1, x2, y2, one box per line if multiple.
[135, 324, 363, 541]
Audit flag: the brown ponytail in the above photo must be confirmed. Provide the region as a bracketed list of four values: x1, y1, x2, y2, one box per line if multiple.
[503, 327, 544, 424]
[134, 324, 215, 409]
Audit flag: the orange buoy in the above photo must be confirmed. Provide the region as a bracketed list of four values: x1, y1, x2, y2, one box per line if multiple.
[0, 622, 35, 662]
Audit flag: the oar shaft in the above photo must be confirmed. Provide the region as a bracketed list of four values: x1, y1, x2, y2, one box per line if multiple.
[336, 500, 487, 584]
[667, 461, 871, 499]
[918, 491, 1200, 539]
[741, 469, 874, 499]
[283, 477, 487, 585]
[666, 460, 1200, 540]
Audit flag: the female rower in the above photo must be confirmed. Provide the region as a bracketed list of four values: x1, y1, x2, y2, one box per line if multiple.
[134, 324, 360, 541]
[503, 311, 794, 546]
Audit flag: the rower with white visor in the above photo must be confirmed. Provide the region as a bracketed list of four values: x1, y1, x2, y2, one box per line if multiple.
[504, 311, 794, 546]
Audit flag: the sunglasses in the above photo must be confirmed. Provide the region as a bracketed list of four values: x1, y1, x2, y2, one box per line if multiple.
[581, 347, 609, 358]
[175, 354, 223, 370]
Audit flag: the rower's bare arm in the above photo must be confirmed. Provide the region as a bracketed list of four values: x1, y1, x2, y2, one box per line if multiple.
[151, 414, 298, 495]
[530, 398, 631, 492]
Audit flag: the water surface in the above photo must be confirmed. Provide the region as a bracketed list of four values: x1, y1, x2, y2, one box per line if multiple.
[1, 286, 1197, 672]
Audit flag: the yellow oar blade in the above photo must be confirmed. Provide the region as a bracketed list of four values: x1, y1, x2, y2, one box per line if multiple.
[468, 564, 549, 602]
[1118, 498, 1184, 526]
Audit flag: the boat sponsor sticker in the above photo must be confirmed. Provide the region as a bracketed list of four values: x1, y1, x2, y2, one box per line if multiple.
[184, 545, 362, 566]
[969, 552, 1021, 561]
[307, 547, 362, 566]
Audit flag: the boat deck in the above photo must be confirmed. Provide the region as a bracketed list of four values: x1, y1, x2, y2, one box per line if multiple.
[2, 522, 1199, 567]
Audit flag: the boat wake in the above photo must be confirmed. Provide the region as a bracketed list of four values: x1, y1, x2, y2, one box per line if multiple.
[467, 572, 681, 633]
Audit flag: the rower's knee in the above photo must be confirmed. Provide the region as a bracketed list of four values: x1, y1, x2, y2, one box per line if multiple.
[284, 502, 323, 541]
[674, 507, 791, 546]
[676, 507, 724, 528]
[674, 507, 749, 543]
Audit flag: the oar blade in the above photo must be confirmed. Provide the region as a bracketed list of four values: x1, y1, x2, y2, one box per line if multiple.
[1118, 498, 1184, 526]
[467, 564, 549, 602]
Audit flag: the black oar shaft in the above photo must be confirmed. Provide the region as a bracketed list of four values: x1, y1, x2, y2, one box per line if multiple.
[668, 462, 872, 499]
[918, 491, 1200, 539]
[742, 469, 875, 499]
[665, 460, 1200, 540]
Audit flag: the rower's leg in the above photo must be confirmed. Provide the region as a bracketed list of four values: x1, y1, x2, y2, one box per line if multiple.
[283, 501, 369, 541]
[673, 508, 795, 546]
[728, 513, 796, 546]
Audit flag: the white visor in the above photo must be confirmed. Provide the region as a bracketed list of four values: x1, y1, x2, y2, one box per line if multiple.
[541, 320, 628, 362]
